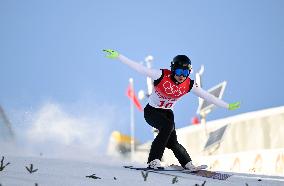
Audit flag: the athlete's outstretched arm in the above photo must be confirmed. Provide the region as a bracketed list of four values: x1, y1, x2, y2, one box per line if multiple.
[103, 49, 162, 80]
[191, 83, 240, 110]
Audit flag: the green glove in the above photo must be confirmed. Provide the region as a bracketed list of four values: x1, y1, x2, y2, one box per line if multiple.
[228, 102, 241, 110]
[103, 49, 119, 59]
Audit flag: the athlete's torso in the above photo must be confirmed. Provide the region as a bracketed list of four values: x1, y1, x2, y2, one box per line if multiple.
[148, 69, 193, 109]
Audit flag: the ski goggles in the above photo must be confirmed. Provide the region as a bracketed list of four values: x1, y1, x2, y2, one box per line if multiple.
[174, 69, 190, 77]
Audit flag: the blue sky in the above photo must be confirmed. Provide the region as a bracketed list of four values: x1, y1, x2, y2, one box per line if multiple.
[1, 0, 284, 152]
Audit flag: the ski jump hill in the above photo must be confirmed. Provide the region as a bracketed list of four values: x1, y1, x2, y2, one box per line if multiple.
[0, 155, 284, 186]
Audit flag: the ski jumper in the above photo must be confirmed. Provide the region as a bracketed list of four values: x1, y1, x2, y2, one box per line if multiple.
[116, 54, 229, 167]
[145, 69, 195, 166]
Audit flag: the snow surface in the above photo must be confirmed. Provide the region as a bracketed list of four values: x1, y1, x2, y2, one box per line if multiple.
[0, 155, 284, 186]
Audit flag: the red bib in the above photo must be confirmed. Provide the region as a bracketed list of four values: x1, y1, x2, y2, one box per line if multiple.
[155, 69, 191, 99]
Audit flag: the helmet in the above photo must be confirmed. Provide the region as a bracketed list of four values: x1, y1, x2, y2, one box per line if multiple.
[170, 55, 191, 73]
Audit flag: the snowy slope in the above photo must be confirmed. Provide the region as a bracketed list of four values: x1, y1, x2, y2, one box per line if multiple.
[0, 155, 284, 186]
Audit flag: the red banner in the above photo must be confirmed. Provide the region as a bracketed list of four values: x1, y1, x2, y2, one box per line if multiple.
[126, 85, 143, 111]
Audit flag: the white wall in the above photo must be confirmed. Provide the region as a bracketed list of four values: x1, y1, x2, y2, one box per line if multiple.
[133, 106, 284, 175]
[161, 106, 284, 175]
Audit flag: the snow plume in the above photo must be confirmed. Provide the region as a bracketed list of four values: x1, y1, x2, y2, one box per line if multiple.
[4, 100, 126, 161]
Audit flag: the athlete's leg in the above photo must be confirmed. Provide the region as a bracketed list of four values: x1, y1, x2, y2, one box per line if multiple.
[166, 129, 192, 167]
[144, 104, 174, 163]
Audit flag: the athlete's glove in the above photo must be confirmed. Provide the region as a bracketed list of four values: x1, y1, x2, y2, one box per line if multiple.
[228, 102, 240, 110]
[103, 49, 119, 59]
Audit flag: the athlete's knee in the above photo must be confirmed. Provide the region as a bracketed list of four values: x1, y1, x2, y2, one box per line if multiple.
[162, 122, 174, 134]
[166, 140, 177, 149]
[166, 135, 179, 149]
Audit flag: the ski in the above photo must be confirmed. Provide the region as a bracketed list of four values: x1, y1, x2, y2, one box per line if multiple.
[123, 166, 190, 179]
[124, 164, 207, 172]
[124, 165, 232, 180]
[184, 169, 233, 180]
[123, 165, 184, 172]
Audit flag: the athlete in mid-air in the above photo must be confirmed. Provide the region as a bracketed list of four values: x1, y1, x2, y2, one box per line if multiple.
[103, 49, 240, 170]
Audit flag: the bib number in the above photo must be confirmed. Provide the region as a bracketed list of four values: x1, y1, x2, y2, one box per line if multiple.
[158, 100, 174, 108]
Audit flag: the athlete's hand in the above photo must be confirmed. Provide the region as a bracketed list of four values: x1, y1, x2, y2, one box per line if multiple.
[228, 102, 240, 110]
[103, 49, 119, 59]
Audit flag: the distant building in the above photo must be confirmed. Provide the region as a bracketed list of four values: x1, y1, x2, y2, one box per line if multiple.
[107, 131, 140, 159]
